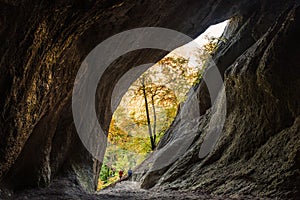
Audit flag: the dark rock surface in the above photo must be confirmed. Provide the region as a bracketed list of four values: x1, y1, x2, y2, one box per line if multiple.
[12, 180, 267, 200]
[136, 2, 300, 199]
[0, 0, 299, 199]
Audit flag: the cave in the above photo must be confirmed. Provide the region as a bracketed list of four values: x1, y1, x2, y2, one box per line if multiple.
[0, 0, 299, 199]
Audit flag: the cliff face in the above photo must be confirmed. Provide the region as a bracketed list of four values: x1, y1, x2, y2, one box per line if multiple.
[0, 0, 299, 199]
[137, 2, 300, 198]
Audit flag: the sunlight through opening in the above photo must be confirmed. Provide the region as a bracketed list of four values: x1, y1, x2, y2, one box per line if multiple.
[98, 20, 229, 190]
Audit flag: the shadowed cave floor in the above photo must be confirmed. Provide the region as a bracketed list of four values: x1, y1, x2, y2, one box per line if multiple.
[12, 179, 271, 200]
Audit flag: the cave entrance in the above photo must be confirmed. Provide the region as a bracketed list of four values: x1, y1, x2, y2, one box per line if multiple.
[97, 21, 228, 190]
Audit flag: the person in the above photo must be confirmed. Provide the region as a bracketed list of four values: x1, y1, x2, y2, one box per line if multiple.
[127, 169, 133, 177]
[119, 170, 124, 179]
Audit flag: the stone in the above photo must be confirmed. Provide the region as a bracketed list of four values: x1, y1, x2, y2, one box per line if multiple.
[138, 3, 300, 199]
[0, 0, 299, 199]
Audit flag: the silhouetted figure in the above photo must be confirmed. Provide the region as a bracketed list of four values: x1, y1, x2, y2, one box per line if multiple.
[128, 169, 133, 177]
[119, 170, 124, 179]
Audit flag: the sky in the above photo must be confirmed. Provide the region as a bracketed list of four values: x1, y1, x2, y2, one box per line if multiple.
[194, 20, 229, 46]
[172, 20, 229, 68]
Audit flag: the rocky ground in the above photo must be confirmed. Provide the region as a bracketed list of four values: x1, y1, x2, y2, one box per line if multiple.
[11, 180, 272, 200]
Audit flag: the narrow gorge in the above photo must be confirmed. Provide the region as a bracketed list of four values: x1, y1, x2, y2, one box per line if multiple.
[0, 0, 299, 199]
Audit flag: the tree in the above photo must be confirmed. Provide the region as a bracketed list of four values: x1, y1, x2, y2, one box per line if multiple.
[130, 76, 178, 150]
[125, 55, 202, 150]
[193, 35, 226, 85]
[203, 35, 227, 55]
[157, 56, 199, 99]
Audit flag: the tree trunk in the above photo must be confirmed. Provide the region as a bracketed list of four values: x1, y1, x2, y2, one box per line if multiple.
[151, 95, 157, 145]
[141, 79, 156, 150]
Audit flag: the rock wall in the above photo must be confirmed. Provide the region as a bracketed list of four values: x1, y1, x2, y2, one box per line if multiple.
[0, 0, 255, 194]
[0, 0, 299, 199]
[136, 2, 300, 199]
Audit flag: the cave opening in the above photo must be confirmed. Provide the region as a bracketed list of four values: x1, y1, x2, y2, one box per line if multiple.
[1, 0, 299, 198]
[97, 21, 228, 190]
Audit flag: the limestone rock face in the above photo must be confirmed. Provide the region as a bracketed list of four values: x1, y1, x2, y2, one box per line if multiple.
[137, 2, 300, 198]
[0, 0, 299, 199]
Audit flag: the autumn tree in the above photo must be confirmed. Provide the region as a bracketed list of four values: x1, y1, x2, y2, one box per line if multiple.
[192, 35, 226, 85]
[129, 76, 178, 150]
[126, 55, 203, 150]
[157, 56, 199, 100]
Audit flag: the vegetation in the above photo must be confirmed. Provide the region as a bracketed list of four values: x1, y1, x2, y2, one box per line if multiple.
[193, 36, 224, 85]
[98, 35, 223, 190]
